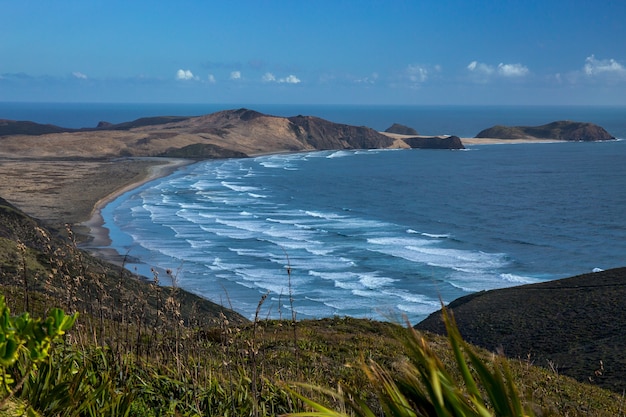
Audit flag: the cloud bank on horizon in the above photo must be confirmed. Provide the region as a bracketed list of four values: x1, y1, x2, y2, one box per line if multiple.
[1, 1, 625, 105]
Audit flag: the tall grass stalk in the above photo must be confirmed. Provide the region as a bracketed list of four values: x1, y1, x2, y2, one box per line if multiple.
[286, 306, 537, 417]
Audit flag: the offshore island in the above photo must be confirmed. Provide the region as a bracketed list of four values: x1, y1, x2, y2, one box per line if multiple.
[0, 108, 624, 414]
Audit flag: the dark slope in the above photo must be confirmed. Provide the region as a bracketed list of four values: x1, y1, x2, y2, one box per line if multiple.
[287, 114, 396, 149]
[416, 267, 626, 392]
[0, 119, 73, 136]
[0, 195, 247, 326]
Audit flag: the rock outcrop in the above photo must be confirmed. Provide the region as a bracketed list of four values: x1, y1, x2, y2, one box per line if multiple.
[384, 123, 418, 136]
[476, 120, 615, 141]
[403, 135, 464, 150]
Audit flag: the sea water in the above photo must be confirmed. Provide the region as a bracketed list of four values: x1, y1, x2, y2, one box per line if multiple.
[2, 103, 626, 322]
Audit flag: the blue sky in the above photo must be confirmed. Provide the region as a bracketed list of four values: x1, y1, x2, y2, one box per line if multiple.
[1, 0, 625, 105]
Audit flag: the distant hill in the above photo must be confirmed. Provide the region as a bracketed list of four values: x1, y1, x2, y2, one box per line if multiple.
[384, 123, 418, 136]
[416, 267, 626, 393]
[0, 119, 73, 136]
[97, 115, 192, 130]
[476, 120, 615, 141]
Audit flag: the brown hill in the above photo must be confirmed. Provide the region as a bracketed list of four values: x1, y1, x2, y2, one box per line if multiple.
[0, 108, 422, 159]
[476, 121, 615, 141]
[415, 267, 626, 393]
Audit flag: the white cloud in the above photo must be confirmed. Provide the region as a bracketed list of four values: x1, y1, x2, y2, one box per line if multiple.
[584, 55, 626, 76]
[467, 61, 529, 80]
[72, 71, 88, 79]
[207, 74, 216, 83]
[407, 64, 428, 83]
[354, 72, 379, 84]
[262, 72, 301, 84]
[279, 74, 301, 84]
[230, 71, 241, 80]
[467, 61, 495, 75]
[176, 69, 197, 80]
[262, 72, 276, 82]
[497, 63, 529, 77]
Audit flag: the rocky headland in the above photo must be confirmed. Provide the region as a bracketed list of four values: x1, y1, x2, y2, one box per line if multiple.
[476, 120, 615, 141]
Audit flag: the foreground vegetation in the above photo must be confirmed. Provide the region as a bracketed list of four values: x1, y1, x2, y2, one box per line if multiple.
[0, 197, 624, 415]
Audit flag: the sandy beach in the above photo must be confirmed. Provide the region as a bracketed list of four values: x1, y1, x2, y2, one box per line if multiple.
[80, 158, 194, 249]
[379, 132, 560, 146]
[0, 156, 193, 252]
[460, 137, 561, 145]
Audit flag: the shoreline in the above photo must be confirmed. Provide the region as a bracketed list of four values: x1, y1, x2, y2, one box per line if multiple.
[75, 138, 569, 265]
[79, 157, 195, 264]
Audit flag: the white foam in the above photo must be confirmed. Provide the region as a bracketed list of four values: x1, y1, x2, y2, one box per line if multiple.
[359, 273, 395, 289]
[221, 181, 258, 192]
[421, 232, 450, 239]
[382, 289, 440, 306]
[499, 273, 537, 284]
[368, 236, 434, 247]
[304, 210, 345, 220]
[326, 150, 354, 159]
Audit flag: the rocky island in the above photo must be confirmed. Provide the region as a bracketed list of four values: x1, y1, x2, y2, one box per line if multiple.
[476, 120, 615, 141]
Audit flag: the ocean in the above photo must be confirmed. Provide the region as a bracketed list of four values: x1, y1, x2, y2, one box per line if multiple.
[2, 102, 626, 323]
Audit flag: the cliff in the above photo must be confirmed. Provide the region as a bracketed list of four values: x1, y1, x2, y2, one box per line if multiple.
[287, 114, 395, 150]
[476, 120, 615, 141]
